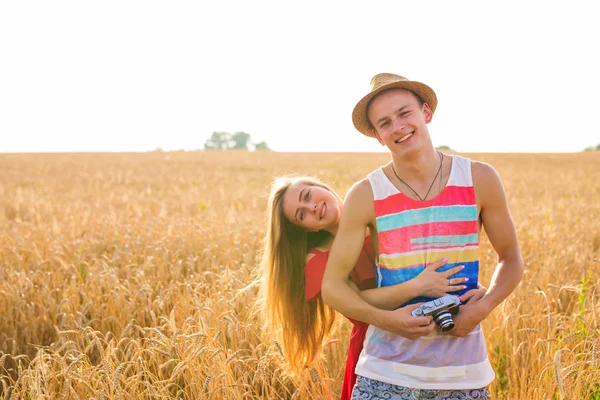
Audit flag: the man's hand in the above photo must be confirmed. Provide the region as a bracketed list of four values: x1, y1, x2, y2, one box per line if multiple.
[380, 303, 436, 340]
[445, 301, 489, 337]
[459, 284, 487, 304]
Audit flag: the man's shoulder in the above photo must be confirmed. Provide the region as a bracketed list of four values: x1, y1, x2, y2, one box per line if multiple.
[471, 160, 501, 185]
[345, 178, 374, 201]
[342, 178, 375, 220]
[470, 160, 506, 207]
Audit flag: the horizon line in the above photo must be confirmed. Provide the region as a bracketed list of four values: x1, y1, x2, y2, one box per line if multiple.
[0, 149, 595, 155]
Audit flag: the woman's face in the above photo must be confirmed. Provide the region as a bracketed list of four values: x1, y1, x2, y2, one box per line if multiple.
[282, 182, 341, 233]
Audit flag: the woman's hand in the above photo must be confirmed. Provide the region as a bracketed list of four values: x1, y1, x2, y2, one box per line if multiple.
[415, 258, 468, 298]
[355, 260, 480, 311]
[459, 284, 487, 304]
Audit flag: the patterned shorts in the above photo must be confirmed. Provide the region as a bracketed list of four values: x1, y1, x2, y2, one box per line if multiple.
[351, 376, 490, 400]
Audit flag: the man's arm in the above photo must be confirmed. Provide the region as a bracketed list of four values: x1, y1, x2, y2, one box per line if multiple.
[321, 179, 434, 339]
[449, 162, 523, 337]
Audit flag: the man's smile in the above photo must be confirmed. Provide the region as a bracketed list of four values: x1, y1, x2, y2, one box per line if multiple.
[395, 132, 414, 144]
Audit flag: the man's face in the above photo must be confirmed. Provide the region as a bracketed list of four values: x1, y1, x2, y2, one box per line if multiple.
[367, 89, 433, 154]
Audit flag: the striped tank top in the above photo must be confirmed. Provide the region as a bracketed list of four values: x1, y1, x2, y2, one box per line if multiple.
[355, 155, 495, 390]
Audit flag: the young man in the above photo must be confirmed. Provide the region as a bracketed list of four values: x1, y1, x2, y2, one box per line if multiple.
[321, 73, 523, 399]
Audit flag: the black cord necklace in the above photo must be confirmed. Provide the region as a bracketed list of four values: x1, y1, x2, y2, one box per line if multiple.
[391, 151, 444, 201]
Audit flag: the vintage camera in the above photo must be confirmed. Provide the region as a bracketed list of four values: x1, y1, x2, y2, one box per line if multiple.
[411, 295, 461, 332]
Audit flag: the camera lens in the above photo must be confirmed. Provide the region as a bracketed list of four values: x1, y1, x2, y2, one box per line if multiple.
[434, 310, 455, 332]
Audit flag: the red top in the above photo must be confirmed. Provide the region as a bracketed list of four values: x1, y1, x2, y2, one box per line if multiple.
[304, 235, 376, 400]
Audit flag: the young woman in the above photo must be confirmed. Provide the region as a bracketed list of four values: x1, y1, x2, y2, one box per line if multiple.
[260, 176, 485, 399]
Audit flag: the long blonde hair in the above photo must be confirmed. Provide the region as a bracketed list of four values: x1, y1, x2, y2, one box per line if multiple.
[260, 176, 342, 373]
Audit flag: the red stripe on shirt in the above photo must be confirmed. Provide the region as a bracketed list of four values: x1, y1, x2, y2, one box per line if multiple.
[374, 186, 476, 215]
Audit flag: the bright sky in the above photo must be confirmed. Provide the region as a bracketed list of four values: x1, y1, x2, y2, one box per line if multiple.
[1, 1, 598, 153]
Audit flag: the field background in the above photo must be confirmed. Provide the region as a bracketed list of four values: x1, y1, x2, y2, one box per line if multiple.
[0, 151, 599, 399]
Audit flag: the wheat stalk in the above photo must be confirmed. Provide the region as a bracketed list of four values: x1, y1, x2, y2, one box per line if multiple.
[554, 349, 565, 399]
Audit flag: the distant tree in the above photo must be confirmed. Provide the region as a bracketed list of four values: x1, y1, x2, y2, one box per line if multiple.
[436, 145, 454, 151]
[204, 132, 233, 150]
[254, 141, 271, 151]
[232, 131, 251, 150]
[204, 131, 271, 151]
[583, 144, 600, 152]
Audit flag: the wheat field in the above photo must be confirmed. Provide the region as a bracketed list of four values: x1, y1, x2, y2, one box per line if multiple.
[0, 151, 599, 399]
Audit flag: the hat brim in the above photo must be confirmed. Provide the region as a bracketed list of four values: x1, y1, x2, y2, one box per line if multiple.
[352, 81, 437, 137]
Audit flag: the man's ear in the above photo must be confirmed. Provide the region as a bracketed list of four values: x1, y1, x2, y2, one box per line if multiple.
[422, 103, 433, 123]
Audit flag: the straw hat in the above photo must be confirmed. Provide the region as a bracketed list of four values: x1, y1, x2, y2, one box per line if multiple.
[352, 73, 438, 137]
